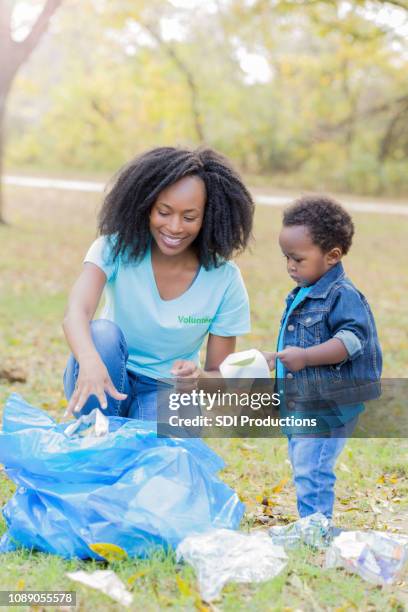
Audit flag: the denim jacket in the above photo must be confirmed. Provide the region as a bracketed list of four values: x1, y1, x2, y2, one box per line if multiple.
[277, 262, 382, 407]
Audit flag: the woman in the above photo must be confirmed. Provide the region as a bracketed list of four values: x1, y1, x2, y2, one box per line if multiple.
[63, 146, 254, 420]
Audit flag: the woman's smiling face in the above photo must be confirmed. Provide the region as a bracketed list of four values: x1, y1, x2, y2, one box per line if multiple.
[279, 224, 340, 287]
[149, 175, 206, 256]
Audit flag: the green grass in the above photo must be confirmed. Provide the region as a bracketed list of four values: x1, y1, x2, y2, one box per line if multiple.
[0, 186, 408, 610]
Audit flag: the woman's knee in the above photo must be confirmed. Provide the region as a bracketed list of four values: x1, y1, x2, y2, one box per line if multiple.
[90, 319, 127, 353]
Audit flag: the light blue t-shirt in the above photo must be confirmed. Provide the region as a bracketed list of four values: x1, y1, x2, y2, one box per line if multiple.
[84, 237, 250, 379]
[276, 286, 313, 383]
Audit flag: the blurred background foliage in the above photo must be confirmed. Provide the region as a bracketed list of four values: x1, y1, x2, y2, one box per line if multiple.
[5, 0, 408, 195]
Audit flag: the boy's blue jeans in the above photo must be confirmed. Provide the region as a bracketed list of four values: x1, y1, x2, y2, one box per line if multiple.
[287, 417, 357, 519]
[63, 319, 164, 420]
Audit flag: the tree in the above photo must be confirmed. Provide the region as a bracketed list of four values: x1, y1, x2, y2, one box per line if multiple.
[142, 22, 205, 143]
[0, 0, 62, 223]
[97, 0, 207, 143]
[5, 0, 408, 195]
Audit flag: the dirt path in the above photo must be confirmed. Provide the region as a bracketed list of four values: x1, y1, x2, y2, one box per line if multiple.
[4, 174, 408, 216]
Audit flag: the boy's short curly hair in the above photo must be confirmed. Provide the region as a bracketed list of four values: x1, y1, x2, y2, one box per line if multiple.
[282, 195, 354, 254]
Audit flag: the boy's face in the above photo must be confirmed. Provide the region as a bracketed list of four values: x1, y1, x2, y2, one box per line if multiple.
[279, 225, 341, 287]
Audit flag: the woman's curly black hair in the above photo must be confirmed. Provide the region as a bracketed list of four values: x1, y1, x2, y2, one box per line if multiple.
[98, 147, 254, 269]
[282, 195, 354, 255]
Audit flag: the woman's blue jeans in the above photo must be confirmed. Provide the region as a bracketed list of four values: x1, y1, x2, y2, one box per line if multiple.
[287, 417, 357, 519]
[63, 319, 162, 420]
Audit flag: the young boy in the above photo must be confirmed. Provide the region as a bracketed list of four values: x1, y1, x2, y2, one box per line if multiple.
[267, 195, 382, 519]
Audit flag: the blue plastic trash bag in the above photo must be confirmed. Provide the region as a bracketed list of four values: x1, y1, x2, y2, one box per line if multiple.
[0, 394, 244, 559]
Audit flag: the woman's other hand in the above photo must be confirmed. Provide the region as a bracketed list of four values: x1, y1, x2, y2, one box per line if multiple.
[171, 359, 201, 392]
[171, 359, 200, 378]
[66, 355, 127, 416]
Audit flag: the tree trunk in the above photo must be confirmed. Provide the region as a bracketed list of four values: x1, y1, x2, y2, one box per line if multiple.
[0, 91, 7, 224]
[0, 0, 63, 224]
[143, 23, 206, 143]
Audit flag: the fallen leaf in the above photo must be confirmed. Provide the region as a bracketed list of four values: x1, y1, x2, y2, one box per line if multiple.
[263, 506, 277, 517]
[255, 495, 277, 507]
[241, 442, 256, 450]
[127, 570, 148, 586]
[272, 477, 289, 494]
[340, 497, 356, 505]
[334, 604, 358, 611]
[0, 366, 27, 383]
[89, 542, 128, 562]
[176, 574, 193, 598]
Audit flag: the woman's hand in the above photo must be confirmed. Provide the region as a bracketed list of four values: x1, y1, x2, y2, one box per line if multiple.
[171, 359, 201, 378]
[66, 354, 127, 416]
[171, 360, 201, 392]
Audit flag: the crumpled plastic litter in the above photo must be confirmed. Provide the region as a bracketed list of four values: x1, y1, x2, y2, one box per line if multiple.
[64, 408, 109, 437]
[66, 570, 132, 607]
[269, 512, 332, 549]
[0, 393, 244, 558]
[325, 530, 408, 585]
[176, 528, 287, 601]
